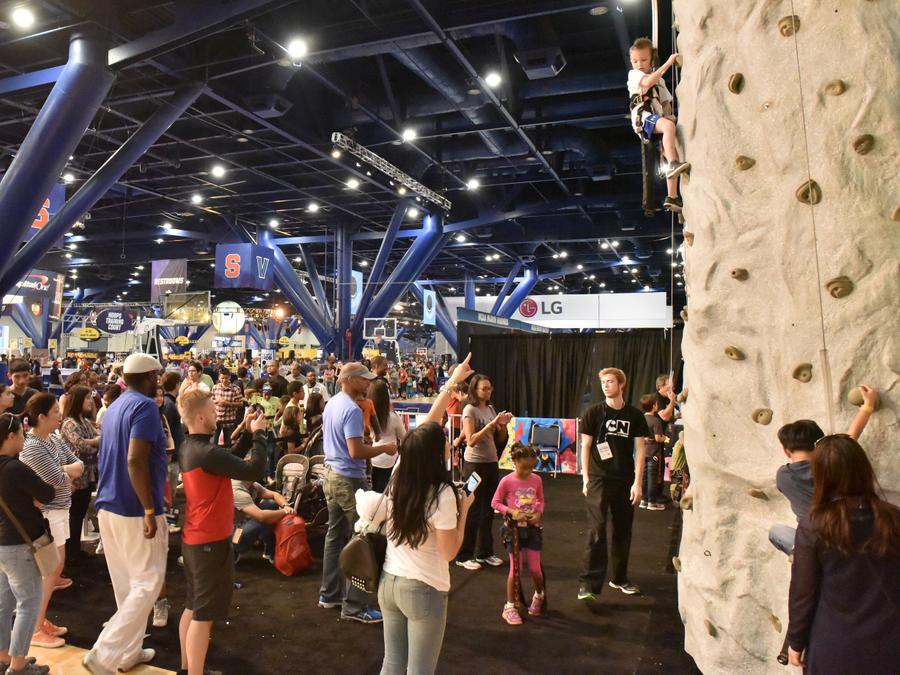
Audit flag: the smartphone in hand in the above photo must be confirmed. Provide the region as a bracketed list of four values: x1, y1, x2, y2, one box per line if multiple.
[463, 471, 482, 496]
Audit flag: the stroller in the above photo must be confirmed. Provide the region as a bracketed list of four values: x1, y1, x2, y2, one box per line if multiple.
[297, 454, 328, 531]
[275, 454, 309, 512]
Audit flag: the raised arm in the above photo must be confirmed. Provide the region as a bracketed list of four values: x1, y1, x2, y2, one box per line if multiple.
[424, 353, 473, 426]
[847, 385, 879, 440]
[639, 53, 678, 90]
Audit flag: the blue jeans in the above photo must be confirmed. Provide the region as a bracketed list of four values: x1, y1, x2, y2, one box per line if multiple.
[234, 500, 278, 557]
[0, 544, 43, 657]
[378, 572, 448, 675]
[319, 468, 371, 615]
[643, 454, 662, 503]
[768, 524, 796, 556]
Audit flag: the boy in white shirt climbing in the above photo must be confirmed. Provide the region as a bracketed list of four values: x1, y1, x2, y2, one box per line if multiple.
[627, 37, 690, 212]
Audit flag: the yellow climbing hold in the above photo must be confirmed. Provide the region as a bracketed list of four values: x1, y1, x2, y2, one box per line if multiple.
[752, 408, 774, 425]
[823, 79, 847, 96]
[778, 15, 800, 37]
[724, 345, 745, 361]
[825, 276, 854, 299]
[735, 156, 755, 171]
[792, 363, 813, 383]
[796, 180, 822, 205]
[730, 268, 749, 281]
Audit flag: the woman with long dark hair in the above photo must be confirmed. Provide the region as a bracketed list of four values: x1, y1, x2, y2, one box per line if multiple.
[787, 434, 900, 672]
[0, 386, 14, 416]
[369, 379, 406, 493]
[377, 355, 475, 675]
[59, 385, 99, 565]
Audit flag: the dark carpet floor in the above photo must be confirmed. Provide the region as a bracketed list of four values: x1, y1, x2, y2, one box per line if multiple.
[52, 474, 700, 674]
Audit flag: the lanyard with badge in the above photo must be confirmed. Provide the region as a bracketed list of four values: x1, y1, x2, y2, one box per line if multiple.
[595, 402, 614, 461]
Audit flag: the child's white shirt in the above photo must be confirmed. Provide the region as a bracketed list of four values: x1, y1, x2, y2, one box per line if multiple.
[627, 68, 673, 131]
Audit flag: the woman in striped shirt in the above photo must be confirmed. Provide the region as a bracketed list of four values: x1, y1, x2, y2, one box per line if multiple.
[19, 394, 83, 649]
[59, 385, 100, 565]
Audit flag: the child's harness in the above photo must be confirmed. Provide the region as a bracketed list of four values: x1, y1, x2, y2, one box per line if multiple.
[629, 83, 663, 143]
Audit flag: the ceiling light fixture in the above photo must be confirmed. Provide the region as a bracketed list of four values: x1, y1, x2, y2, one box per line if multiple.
[484, 255, 492, 262]
[11, 7, 35, 29]
[407, 207, 419, 218]
[359, 260, 368, 267]
[622, 255, 631, 263]
[398, 186, 407, 195]
[552, 253, 559, 259]
[401, 127, 417, 142]
[155, 238, 164, 244]
[466, 178, 480, 191]
[666, 248, 674, 255]
[307, 202, 319, 213]
[161, 222, 172, 230]
[576, 264, 583, 270]
[484, 71, 502, 88]
[589, 274, 596, 280]
[455, 234, 466, 243]
[268, 218, 279, 228]
[287, 38, 308, 61]
[190, 193, 202, 204]
[64, 252, 72, 259]
[600, 282, 606, 288]
[293, 257, 302, 263]
[331, 148, 342, 159]
[211, 164, 226, 179]
[611, 240, 620, 248]
[589, 6, 609, 16]
[346, 177, 360, 189]
[560, 251, 568, 258]
[600, 242, 609, 249]
[62, 172, 74, 184]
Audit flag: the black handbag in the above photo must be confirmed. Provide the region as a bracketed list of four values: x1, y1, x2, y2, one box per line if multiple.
[339, 490, 388, 594]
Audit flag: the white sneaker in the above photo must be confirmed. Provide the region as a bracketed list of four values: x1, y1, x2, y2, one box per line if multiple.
[152, 598, 169, 627]
[476, 555, 504, 567]
[455, 559, 482, 571]
[118, 648, 155, 672]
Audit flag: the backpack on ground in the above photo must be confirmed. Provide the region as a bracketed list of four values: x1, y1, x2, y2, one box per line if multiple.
[274, 514, 313, 576]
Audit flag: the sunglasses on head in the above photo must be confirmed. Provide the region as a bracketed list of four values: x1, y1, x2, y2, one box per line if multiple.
[814, 433, 852, 447]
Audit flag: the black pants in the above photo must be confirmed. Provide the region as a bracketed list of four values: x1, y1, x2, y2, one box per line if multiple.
[456, 461, 500, 562]
[371, 467, 393, 493]
[215, 422, 236, 448]
[67, 485, 93, 560]
[580, 477, 634, 592]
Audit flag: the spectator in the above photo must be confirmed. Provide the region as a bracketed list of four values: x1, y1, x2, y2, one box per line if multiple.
[318, 363, 396, 623]
[20, 394, 83, 649]
[57, 371, 87, 416]
[456, 374, 510, 571]
[49, 362, 62, 387]
[638, 394, 666, 511]
[285, 381, 304, 412]
[0, 412, 55, 674]
[212, 369, 242, 449]
[787, 434, 900, 672]
[302, 370, 330, 403]
[160, 372, 183, 522]
[445, 382, 469, 454]
[179, 362, 210, 397]
[369, 380, 406, 493]
[263, 362, 288, 398]
[277, 406, 302, 455]
[0, 385, 14, 416]
[287, 362, 303, 383]
[300, 393, 325, 454]
[84, 354, 167, 675]
[95, 385, 122, 428]
[322, 362, 336, 397]
[6, 360, 36, 415]
[370, 356, 388, 384]
[246, 384, 279, 481]
[232, 479, 294, 563]
[577, 367, 649, 601]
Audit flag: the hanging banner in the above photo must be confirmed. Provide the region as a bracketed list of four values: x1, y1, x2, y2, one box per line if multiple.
[3, 271, 65, 320]
[151, 259, 188, 302]
[422, 288, 436, 325]
[25, 183, 65, 243]
[213, 244, 275, 291]
[78, 327, 102, 342]
[350, 270, 364, 315]
[94, 307, 136, 334]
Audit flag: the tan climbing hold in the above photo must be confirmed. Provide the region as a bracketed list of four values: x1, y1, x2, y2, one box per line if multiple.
[735, 155, 755, 171]
[680, 494, 693, 511]
[730, 268, 749, 281]
[727, 73, 744, 94]
[684, 231, 695, 246]
[778, 15, 800, 37]
[796, 180, 822, 205]
[747, 488, 768, 500]
[770, 615, 782, 633]
[680, 308, 688, 322]
[825, 275, 854, 298]
[847, 388, 864, 406]
[752, 408, 774, 425]
[704, 620, 718, 638]
[673, 54, 683, 68]
[724, 345, 745, 361]
[677, 388, 689, 403]
[852, 134, 874, 155]
[672, 556, 682, 572]
[892, 205, 900, 221]
[824, 79, 846, 96]
[792, 363, 813, 383]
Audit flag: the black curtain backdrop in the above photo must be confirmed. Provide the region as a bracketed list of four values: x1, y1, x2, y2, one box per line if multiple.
[469, 330, 682, 419]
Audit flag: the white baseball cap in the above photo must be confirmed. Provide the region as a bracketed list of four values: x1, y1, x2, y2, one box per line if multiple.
[123, 353, 163, 374]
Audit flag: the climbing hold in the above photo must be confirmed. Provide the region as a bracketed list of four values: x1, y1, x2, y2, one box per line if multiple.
[778, 15, 800, 37]
[792, 363, 813, 383]
[825, 276, 854, 298]
[704, 620, 718, 638]
[770, 615, 783, 634]
[680, 308, 688, 322]
[684, 231, 695, 246]
[703, 550, 711, 557]
[673, 54, 683, 67]
[795, 180, 822, 205]
[823, 79, 847, 96]
[724, 345, 746, 360]
[735, 155, 756, 171]
[672, 556, 682, 572]
[680, 494, 693, 511]
[892, 205, 900, 221]
[747, 488, 768, 500]
[852, 135, 874, 155]
[677, 388, 689, 403]
[727, 73, 744, 94]
[730, 268, 749, 281]
[752, 408, 774, 425]
[847, 388, 864, 406]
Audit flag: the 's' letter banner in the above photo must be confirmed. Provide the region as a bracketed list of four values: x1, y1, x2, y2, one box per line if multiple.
[214, 244, 275, 291]
[151, 259, 188, 302]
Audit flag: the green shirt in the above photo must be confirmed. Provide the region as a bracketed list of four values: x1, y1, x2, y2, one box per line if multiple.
[247, 394, 279, 431]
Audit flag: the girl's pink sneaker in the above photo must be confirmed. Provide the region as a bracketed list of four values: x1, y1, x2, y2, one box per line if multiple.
[528, 592, 545, 616]
[502, 604, 523, 625]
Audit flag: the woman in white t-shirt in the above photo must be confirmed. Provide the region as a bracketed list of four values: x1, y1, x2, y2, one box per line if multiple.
[376, 355, 476, 675]
[369, 380, 406, 493]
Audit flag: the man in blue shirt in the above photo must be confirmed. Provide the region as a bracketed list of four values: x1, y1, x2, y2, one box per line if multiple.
[318, 362, 396, 623]
[84, 354, 168, 675]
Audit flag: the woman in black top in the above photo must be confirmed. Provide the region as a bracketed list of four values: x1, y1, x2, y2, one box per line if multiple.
[0, 413, 55, 673]
[788, 434, 900, 673]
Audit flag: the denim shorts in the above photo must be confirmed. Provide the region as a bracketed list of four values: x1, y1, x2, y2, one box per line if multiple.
[501, 525, 543, 554]
[642, 113, 661, 141]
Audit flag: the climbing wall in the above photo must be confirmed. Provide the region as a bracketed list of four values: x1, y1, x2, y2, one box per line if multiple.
[671, 1, 899, 672]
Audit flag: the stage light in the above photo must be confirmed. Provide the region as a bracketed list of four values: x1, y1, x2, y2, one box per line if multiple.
[287, 38, 308, 61]
[211, 164, 226, 178]
[11, 7, 35, 28]
[484, 71, 502, 88]
[191, 193, 203, 204]
[466, 178, 480, 191]
[401, 128, 417, 142]
[346, 177, 360, 189]
[307, 202, 319, 213]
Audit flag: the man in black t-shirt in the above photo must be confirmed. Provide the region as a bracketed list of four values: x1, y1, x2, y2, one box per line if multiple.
[578, 367, 650, 601]
[7, 358, 37, 415]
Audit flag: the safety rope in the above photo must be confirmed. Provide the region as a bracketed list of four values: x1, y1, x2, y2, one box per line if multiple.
[668, 12, 678, 386]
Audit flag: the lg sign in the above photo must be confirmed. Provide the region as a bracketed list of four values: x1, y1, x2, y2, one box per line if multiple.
[519, 297, 562, 317]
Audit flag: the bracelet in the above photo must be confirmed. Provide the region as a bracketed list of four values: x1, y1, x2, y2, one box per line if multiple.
[143, 508, 155, 516]
[860, 404, 874, 413]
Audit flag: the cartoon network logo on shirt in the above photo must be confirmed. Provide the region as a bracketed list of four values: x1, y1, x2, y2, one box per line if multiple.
[604, 419, 631, 438]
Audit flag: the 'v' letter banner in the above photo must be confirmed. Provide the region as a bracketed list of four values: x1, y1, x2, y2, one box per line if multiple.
[214, 244, 275, 290]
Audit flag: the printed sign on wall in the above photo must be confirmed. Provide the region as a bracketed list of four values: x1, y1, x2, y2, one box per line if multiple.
[151, 259, 188, 302]
[213, 244, 275, 291]
[422, 288, 436, 325]
[94, 307, 136, 334]
[350, 270, 364, 315]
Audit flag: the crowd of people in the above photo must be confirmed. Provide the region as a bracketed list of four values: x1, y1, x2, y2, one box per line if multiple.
[0, 346, 894, 674]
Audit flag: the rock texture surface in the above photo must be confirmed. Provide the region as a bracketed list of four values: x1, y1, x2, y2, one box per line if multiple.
[672, 1, 899, 672]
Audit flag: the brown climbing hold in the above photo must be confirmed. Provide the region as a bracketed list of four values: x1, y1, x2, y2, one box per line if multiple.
[892, 205, 900, 221]
[724, 345, 745, 361]
[792, 363, 813, 383]
[680, 308, 688, 322]
[735, 155, 756, 171]
[684, 231, 695, 246]
[796, 180, 822, 205]
[771, 615, 783, 633]
[728, 73, 744, 94]
[680, 494, 693, 511]
[747, 488, 768, 500]
[730, 268, 749, 281]
[825, 276, 854, 298]
[778, 15, 800, 37]
[847, 388, 879, 409]
[704, 620, 718, 638]
[677, 388, 689, 403]
[752, 408, 774, 425]
[672, 556, 682, 572]
[852, 134, 874, 155]
[823, 79, 846, 96]
[673, 54, 683, 68]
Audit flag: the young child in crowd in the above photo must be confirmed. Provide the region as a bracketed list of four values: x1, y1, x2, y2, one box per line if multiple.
[639, 394, 667, 510]
[491, 443, 545, 625]
[627, 37, 689, 211]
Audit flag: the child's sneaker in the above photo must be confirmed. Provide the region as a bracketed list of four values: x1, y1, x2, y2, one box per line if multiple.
[666, 160, 691, 179]
[663, 195, 683, 212]
[475, 555, 504, 567]
[527, 592, 545, 616]
[502, 603, 523, 625]
[648, 502, 666, 511]
[639, 500, 648, 509]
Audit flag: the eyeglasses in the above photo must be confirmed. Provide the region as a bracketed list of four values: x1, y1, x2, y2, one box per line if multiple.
[814, 433, 852, 447]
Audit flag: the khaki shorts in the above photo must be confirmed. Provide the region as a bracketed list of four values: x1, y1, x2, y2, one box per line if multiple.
[45, 509, 70, 547]
[182, 538, 234, 621]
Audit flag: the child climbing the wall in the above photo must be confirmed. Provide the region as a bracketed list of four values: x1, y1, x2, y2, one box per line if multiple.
[491, 443, 545, 625]
[627, 37, 690, 212]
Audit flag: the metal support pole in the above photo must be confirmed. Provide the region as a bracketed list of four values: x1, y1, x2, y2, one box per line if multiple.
[336, 225, 353, 360]
[412, 282, 458, 354]
[464, 274, 476, 310]
[497, 266, 539, 318]
[298, 244, 334, 328]
[490, 260, 522, 315]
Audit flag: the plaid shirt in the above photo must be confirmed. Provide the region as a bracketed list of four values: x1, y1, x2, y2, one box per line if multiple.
[212, 382, 242, 423]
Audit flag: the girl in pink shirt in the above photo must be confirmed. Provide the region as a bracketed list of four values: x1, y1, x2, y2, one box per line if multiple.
[491, 443, 546, 625]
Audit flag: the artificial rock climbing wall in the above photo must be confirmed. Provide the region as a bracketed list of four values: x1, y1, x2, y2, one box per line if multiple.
[672, 1, 899, 673]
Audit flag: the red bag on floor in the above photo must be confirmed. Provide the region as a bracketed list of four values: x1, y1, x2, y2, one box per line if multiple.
[274, 514, 313, 576]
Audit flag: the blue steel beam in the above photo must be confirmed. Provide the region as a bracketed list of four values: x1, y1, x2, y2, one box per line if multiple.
[0, 84, 204, 298]
[411, 282, 458, 354]
[52, 288, 83, 341]
[464, 275, 475, 310]
[0, 32, 114, 271]
[10, 303, 39, 348]
[0, 65, 64, 96]
[298, 245, 334, 328]
[336, 226, 353, 360]
[497, 267, 539, 319]
[490, 260, 523, 314]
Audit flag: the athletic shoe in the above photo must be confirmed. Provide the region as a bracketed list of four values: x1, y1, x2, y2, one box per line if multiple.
[30, 629, 64, 649]
[647, 502, 666, 511]
[528, 592, 545, 616]
[0, 657, 39, 673]
[577, 585, 597, 602]
[167, 524, 182, 534]
[82, 650, 115, 675]
[118, 648, 155, 672]
[639, 500, 649, 509]
[53, 576, 73, 591]
[501, 604, 523, 625]
[455, 559, 482, 571]
[663, 195, 683, 212]
[476, 555, 504, 567]
[41, 619, 66, 636]
[176, 555, 184, 567]
[4, 662, 50, 675]
[340, 608, 383, 624]
[317, 597, 340, 609]
[262, 552, 275, 564]
[609, 581, 641, 595]
[152, 598, 169, 627]
[666, 160, 691, 179]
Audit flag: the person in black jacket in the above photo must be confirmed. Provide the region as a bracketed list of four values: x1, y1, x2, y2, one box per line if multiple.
[0, 412, 55, 673]
[159, 371, 184, 524]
